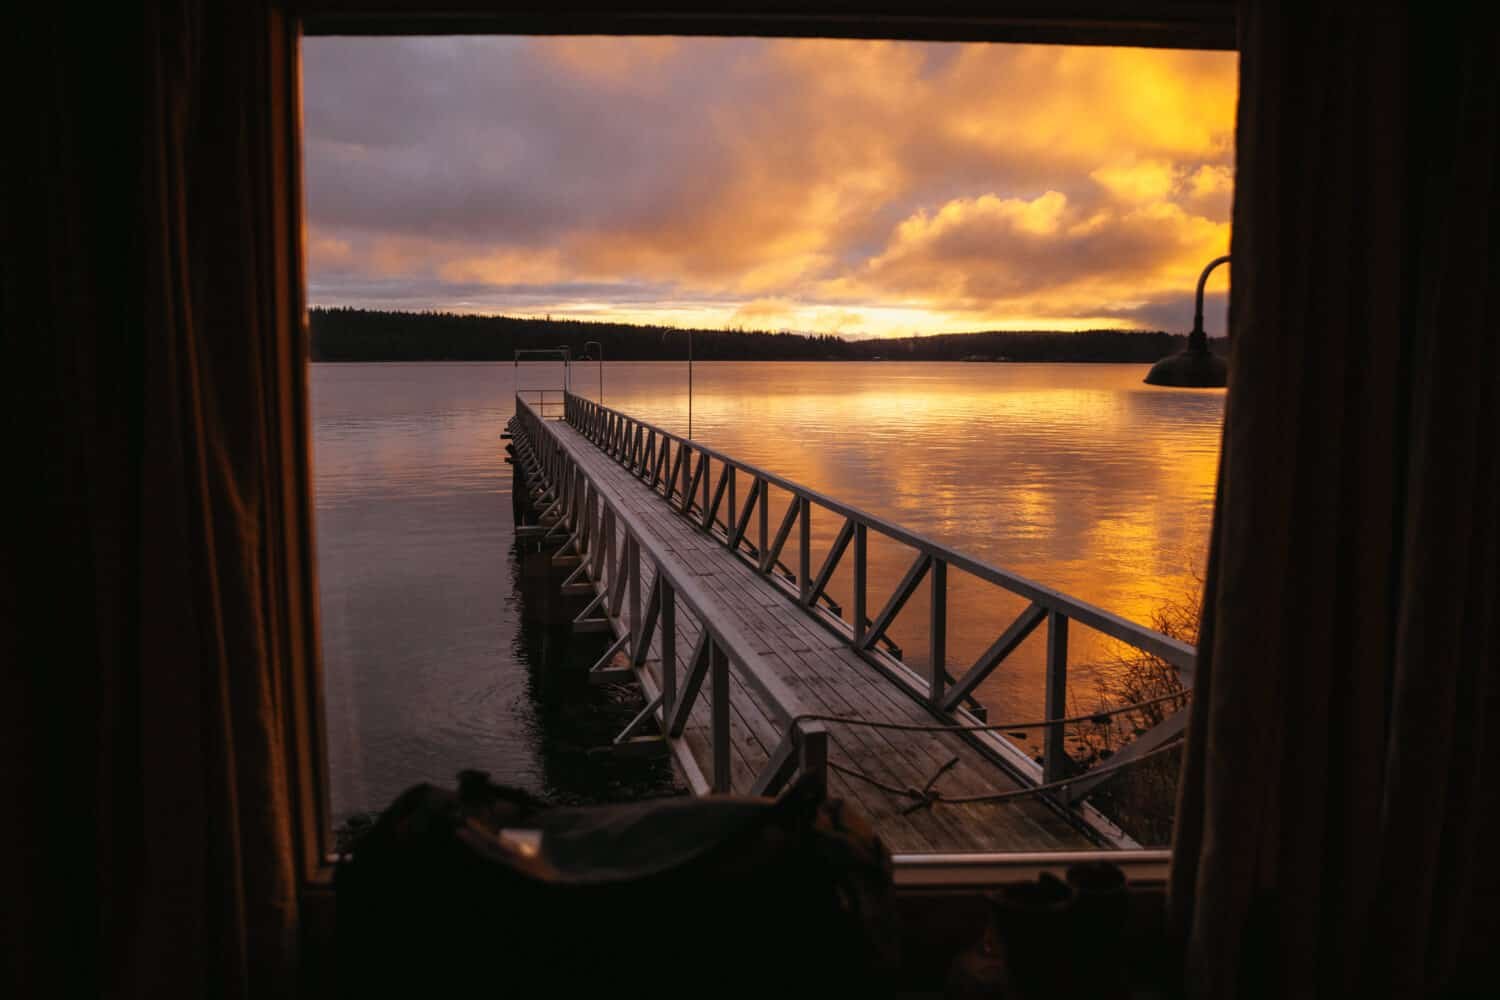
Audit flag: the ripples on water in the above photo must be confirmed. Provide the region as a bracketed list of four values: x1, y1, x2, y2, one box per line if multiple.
[314, 361, 1224, 823]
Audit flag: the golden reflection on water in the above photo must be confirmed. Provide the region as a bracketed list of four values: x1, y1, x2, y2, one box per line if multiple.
[591, 361, 1223, 725]
[315, 360, 1224, 751]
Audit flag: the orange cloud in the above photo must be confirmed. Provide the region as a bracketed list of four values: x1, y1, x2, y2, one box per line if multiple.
[437, 248, 566, 285]
[933, 45, 1237, 167]
[1091, 160, 1180, 203]
[307, 231, 353, 268]
[850, 191, 1229, 319]
[537, 36, 684, 85]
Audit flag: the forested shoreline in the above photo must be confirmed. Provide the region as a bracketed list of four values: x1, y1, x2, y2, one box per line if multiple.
[309, 307, 1210, 363]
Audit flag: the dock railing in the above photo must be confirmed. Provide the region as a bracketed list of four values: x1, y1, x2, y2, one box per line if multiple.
[516, 388, 567, 419]
[515, 346, 573, 418]
[560, 392, 1195, 801]
[514, 397, 829, 797]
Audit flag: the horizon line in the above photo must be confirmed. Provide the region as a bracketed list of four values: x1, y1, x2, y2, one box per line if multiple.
[306, 304, 1221, 341]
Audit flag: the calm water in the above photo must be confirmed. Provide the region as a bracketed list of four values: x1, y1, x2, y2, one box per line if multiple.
[314, 361, 1223, 823]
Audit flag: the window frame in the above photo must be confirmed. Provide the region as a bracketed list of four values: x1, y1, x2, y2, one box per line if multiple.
[283, 0, 1236, 888]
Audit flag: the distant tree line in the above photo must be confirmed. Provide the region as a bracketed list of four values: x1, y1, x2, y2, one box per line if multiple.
[308, 307, 1211, 363]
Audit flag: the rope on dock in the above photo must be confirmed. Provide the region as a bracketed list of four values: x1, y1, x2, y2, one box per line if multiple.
[798, 693, 1188, 812]
[827, 738, 1185, 814]
[791, 688, 1189, 738]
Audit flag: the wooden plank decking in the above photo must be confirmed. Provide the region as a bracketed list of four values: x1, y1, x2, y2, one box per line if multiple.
[525, 412, 1091, 854]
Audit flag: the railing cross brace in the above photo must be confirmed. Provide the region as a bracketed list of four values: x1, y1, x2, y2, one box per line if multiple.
[859, 552, 932, 651]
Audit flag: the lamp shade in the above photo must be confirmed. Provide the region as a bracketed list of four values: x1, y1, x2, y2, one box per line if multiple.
[1143, 344, 1228, 387]
[1144, 254, 1230, 387]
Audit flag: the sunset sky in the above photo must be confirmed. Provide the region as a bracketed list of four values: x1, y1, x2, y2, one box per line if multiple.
[302, 37, 1237, 338]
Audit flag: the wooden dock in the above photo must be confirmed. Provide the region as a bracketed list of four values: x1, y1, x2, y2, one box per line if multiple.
[508, 392, 1195, 854]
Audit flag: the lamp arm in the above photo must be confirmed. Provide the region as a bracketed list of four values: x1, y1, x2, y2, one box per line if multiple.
[1192, 255, 1231, 346]
[583, 340, 603, 402]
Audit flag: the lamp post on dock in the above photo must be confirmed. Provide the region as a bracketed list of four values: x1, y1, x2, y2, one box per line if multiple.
[661, 328, 694, 438]
[584, 340, 604, 404]
[1144, 254, 1230, 387]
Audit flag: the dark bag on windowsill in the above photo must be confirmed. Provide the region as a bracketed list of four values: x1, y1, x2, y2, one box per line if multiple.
[335, 770, 898, 996]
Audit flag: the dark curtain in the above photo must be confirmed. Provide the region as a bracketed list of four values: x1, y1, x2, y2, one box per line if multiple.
[4, 2, 316, 996]
[1172, 4, 1499, 996]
